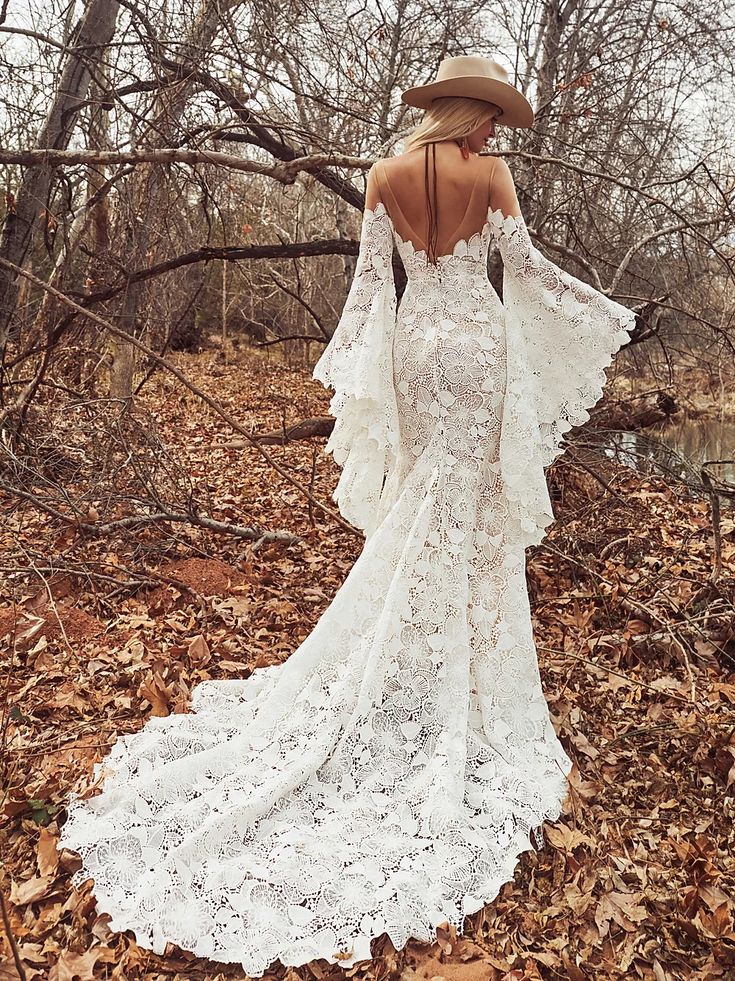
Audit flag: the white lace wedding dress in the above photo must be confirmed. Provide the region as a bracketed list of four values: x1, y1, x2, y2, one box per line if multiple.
[59, 163, 637, 976]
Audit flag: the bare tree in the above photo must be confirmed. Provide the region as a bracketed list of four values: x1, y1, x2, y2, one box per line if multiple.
[0, 0, 120, 344]
[0, 0, 732, 540]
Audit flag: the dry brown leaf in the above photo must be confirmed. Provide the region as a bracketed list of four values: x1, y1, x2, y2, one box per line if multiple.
[567, 729, 599, 759]
[47, 683, 89, 711]
[49, 948, 103, 981]
[559, 954, 585, 981]
[531, 951, 562, 968]
[138, 671, 172, 716]
[595, 890, 648, 936]
[0, 960, 23, 981]
[695, 902, 735, 939]
[545, 825, 593, 852]
[562, 882, 595, 915]
[36, 828, 60, 877]
[9, 875, 53, 906]
[187, 633, 210, 663]
[698, 883, 734, 912]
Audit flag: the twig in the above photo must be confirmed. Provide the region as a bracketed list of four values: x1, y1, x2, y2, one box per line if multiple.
[0, 887, 26, 981]
[701, 459, 735, 583]
[0, 481, 300, 542]
[0, 146, 370, 180]
[537, 645, 705, 708]
[564, 446, 628, 505]
[17, 545, 72, 652]
[539, 537, 735, 668]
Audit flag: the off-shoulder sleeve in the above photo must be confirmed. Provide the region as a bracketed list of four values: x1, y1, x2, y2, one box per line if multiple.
[312, 202, 400, 539]
[490, 208, 637, 549]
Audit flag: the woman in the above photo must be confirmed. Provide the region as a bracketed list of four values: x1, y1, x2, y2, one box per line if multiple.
[60, 56, 637, 977]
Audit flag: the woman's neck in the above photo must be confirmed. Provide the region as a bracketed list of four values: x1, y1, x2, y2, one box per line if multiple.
[404, 139, 478, 156]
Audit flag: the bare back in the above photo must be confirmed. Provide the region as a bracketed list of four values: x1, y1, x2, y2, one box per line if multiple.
[371, 142, 499, 259]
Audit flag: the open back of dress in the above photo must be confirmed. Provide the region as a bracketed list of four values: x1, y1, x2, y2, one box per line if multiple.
[372, 144, 498, 260]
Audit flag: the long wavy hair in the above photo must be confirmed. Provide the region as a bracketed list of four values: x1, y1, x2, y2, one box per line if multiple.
[402, 96, 500, 264]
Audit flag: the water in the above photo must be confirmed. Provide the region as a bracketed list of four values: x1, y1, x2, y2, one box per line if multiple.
[597, 417, 735, 489]
[657, 417, 735, 484]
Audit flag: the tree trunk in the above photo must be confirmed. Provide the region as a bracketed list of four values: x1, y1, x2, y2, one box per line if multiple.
[109, 220, 144, 400]
[106, 0, 236, 397]
[0, 0, 120, 347]
[524, 0, 581, 222]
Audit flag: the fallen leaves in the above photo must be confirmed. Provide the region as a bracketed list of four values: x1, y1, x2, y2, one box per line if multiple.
[1, 347, 734, 980]
[187, 633, 211, 664]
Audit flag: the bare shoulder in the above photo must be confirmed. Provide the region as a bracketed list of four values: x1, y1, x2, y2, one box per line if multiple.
[376, 152, 420, 170]
[371, 155, 395, 173]
[366, 156, 390, 182]
[487, 155, 514, 180]
[487, 155, 521, 216]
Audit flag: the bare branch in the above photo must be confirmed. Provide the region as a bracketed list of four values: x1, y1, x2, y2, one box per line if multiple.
[0, 254, 361, 538]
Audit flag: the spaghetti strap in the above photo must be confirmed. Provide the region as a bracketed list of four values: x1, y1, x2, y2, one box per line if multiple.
[374, 160, 404, 218]
[486, 155, 499, 210]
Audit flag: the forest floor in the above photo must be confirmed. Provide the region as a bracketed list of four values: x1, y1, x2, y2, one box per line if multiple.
[1, 342, 734, 981]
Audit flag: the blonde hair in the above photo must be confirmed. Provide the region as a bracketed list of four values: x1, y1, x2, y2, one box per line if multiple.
[401, 96, 500, 263]
[403, 96, 501, 152]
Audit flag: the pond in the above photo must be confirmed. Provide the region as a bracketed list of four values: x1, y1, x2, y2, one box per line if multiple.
[598, 416, 735, 489]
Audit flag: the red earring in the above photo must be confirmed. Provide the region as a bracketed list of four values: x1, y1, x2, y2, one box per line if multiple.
[460, 136, 470, 159]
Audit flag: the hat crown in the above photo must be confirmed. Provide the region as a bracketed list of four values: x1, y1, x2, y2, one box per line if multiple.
[434, 56, 510, 86]
[399, 54, 534, 128]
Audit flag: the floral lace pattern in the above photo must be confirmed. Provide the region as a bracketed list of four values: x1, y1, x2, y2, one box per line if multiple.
[59, 198, 635, 978]
[489, 209, 638, 547]
[312, 206, 400, 538]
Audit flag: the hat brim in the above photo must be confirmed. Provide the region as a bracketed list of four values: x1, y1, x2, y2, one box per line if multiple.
[400, 76, 534, 128]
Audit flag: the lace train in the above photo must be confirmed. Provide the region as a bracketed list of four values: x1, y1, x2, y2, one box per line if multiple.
[60, 428, 573, 975]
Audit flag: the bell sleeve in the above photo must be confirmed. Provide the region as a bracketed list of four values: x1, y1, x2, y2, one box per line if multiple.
[312, 202, 400, 539]
[491, 208, 638, 550]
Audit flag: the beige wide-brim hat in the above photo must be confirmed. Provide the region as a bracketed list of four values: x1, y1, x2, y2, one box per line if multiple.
[401, 55, 534, 129]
